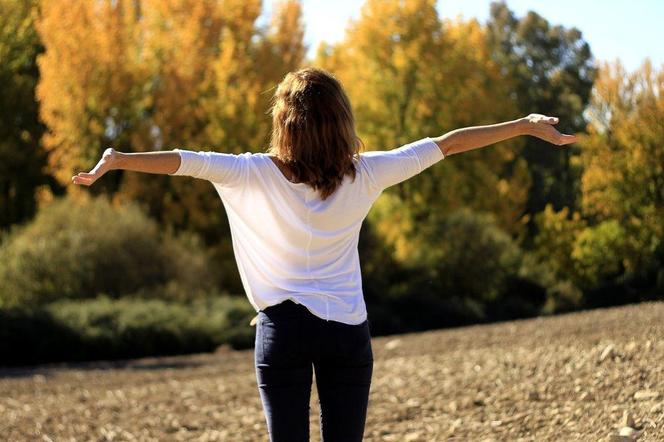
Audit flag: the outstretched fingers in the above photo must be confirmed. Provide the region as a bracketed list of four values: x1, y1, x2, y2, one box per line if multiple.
[546, 130, 577, 146]
[529, 115, 578, 146]
[71, 153, 114, 186]
[71, 171, 98, 186]
[558, 133, 578, 145]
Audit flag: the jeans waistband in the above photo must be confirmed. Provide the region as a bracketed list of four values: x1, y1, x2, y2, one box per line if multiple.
[262, 299, 307, 315]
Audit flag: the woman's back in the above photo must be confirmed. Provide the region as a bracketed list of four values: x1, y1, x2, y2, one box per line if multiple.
[169, 137, 445, 324]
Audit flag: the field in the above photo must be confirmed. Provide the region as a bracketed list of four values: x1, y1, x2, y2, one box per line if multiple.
[1, 302, 662, 441]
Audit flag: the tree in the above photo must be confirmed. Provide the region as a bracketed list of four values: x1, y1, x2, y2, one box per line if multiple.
[36, 0, 146, 196]
[579, 59, 664, 280]
[316, 0, 530, 269]
[0, 0, 58, 230]
[532, 60, 664, 303]
[36, 0, 307, 293]
[486, 1, 596, 239]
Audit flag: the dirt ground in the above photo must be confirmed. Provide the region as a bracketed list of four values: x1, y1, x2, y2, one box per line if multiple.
[1, 302, 662, 441]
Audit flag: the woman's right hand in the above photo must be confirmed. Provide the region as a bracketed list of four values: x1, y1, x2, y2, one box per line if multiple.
[71, 148, 120, 186]
[519, 113, 578, 146]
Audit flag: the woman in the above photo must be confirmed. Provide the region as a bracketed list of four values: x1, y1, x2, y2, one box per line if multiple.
[72, 67, 576, 441]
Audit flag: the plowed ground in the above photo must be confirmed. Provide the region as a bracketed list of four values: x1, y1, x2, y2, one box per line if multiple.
[1, 302, 662, 441]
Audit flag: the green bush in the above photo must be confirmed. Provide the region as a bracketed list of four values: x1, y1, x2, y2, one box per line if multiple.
[368, 293, 487, 335]
[545, 279, 584, 314]
[0, 194, 213, 308]
[514, 249, 581, 315]
[374, 207, 549, 324]
[0, 295, 257, 366]
[531, 205, 586, 281]
[408, 208, 523, 304]
[571, 219, 628, 289]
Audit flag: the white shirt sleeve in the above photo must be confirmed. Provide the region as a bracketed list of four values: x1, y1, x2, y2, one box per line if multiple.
[360, 137, 445, 191]
[168, 149, 249, 187]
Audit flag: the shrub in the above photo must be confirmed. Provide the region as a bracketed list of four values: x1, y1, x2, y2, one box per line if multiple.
[571, 219, 628, 289]
[532, 204, 587, 285]
[408, 207, 523, 305]
[0, 295, 257, 366]
[0, 194, 213, 308]
[374, 206, 552, 324]
[541, 279, 584, 314]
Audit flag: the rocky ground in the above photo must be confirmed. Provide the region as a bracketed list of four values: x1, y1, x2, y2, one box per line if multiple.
[1, 302, 662, 441]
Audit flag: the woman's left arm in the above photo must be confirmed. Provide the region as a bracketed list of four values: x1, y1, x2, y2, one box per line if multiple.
[72, 149, 181, 186]
[432, 113, 578, 157]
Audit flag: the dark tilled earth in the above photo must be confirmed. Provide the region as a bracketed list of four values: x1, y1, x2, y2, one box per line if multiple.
[1, 302, 662, 441]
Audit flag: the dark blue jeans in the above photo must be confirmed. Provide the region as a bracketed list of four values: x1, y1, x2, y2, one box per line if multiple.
[255, 299, 373, 442]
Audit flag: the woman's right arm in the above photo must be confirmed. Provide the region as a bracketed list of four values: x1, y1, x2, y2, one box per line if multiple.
[433, 113, 577, 157]
[360, 113, 577, 192]
[72, 149, 181, 186]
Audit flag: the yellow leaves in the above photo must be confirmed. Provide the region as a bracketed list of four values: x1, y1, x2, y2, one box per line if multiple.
[35, 0, 307, 242]
[263, 0, 306, 70]
[581, 60, 664, 225]
[317, 0, 529, 263]
[219, 0, 262, 40]
[497, 179, 510, 196]
[369, 193, 417, 264]
[36, 0, 144, 184]
[37, 0, 305, 168]
[0, 0, 38, 69]
[533, 204, 587, 283]
[443, 17, 484, 59]
[393, 45, 408, 71]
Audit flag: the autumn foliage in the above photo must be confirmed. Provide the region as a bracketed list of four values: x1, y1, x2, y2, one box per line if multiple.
[0, 0, 662, 337]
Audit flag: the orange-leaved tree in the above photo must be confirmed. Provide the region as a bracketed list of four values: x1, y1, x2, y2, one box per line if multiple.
[315, 0, 529, 267]
[577, 60, 664, 284]
[36, 0, 307, 293]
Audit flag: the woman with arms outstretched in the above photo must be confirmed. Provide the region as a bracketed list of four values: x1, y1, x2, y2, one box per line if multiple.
[72, 67, 576, 442]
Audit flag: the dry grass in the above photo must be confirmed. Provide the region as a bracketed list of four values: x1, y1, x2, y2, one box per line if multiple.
[1, 302, 662, 441]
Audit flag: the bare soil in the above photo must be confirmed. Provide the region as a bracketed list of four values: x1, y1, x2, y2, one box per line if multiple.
[1, 302, 662, 441]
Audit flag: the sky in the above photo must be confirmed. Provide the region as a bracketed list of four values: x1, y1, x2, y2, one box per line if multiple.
[258, 0, 663, 71]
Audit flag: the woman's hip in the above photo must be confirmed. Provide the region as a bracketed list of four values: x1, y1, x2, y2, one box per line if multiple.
[255, 299, 373, 365]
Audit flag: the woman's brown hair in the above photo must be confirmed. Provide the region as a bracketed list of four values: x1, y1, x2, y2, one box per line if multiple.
[267, 67, 364, 200]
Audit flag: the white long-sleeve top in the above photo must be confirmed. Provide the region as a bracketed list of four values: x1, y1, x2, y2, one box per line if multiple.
[169, 137, 445, 324]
